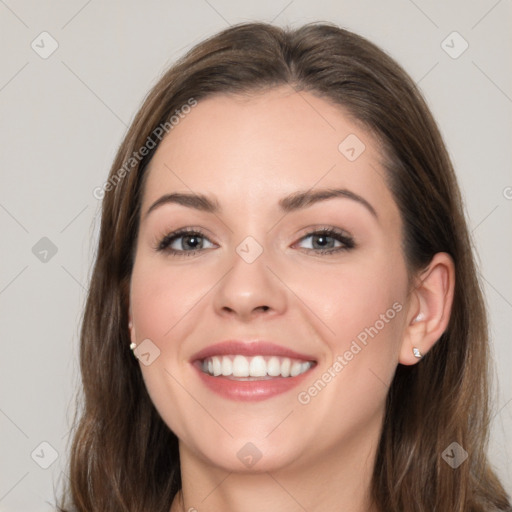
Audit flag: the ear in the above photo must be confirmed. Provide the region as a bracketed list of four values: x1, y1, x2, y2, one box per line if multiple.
[399, 252, 455, 365]
[128, 304, 137, 345]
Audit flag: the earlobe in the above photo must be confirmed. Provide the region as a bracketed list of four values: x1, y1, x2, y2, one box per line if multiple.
[128, 306, 137, 346]
[399, 252, 455, 366]
[128, 319, 137, 350]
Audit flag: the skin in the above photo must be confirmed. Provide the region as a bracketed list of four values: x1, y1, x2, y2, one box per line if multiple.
[128, 86, 455, 512]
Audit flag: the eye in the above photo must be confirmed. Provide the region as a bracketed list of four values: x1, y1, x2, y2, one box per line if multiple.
[156, 228, 215, 256]
[295, 227, 355, 254]
[155, 226, 355, 257]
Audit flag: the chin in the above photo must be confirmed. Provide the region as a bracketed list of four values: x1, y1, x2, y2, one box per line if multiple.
[197, 439, 303, 474]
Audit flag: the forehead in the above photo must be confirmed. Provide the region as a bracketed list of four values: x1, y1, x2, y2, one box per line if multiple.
[141, 87, 397, 221]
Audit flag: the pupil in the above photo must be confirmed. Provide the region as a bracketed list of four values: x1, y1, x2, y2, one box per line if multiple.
[185, 235, 200, 249]
[315, 235, 332, 249]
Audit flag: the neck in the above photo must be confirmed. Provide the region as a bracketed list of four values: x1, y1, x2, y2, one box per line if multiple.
[170, 421, 382, 512]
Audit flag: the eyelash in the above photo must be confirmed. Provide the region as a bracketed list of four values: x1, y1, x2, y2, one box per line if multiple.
[155, 226, 355, 257]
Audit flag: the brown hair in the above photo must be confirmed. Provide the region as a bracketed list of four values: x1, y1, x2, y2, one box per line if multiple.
[58, 22, 511, 511]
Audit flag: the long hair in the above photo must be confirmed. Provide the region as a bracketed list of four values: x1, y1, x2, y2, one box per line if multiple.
[58, 22, 511, 511]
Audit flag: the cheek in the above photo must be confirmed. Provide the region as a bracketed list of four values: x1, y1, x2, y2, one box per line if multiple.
[291, 261, 407, 437]
[291, 254, 407, 351]
[292, 256, 407, 409]
[130, 258, 213, 344]
[129, 259, 211, 442]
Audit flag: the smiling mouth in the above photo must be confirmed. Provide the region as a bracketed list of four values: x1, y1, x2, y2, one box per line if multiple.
[199, 354, 316, 380]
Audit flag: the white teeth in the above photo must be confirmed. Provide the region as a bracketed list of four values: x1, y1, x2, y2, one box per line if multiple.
[201, 355, 313, 378]
[290, 361, 302, 377]
[281, 358, 291, 377]
[232, 355, 249, 377]
[249, 355, 267, 377]
[212, 356, 222, 376]
[267, 356, 281, 377]
[221, 357, 232, 376]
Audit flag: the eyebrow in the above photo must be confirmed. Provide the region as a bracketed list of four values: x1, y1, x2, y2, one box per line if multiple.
[145, 187, 377, 219]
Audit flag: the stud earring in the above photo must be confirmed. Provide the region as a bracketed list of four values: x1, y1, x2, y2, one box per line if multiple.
[412, 347, 422, 358]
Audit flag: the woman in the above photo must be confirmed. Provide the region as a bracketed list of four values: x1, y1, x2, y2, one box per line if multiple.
[58, 22, 511, 512]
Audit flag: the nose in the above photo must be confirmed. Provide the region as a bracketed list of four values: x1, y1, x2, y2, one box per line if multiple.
[213, 248, 287, 323]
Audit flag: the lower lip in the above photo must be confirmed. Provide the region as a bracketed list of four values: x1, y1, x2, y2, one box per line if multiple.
[193, 362, 315, 401]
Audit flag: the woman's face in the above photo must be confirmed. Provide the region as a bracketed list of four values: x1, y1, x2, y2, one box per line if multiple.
[129, 87, 411, 473]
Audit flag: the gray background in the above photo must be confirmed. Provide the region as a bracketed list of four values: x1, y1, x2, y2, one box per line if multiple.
[1, 1, 511, 510]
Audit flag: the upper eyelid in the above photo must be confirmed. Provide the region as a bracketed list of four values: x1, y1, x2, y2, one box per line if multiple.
[162, 226, 351, 241]
[158, 226, 354, 251]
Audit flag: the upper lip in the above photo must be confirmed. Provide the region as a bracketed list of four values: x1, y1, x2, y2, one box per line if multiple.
[190, 340, 317, 362]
